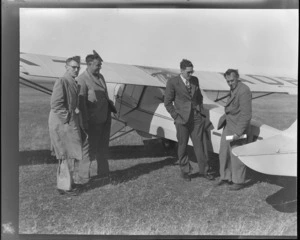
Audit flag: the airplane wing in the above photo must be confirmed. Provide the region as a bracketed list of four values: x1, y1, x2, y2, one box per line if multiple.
[133, 65, 298, 95]
[20, 52, 297, 94]
[194, 71, 298, 95]
[20, 52, 165, 88]
[232, 121, 297, 177]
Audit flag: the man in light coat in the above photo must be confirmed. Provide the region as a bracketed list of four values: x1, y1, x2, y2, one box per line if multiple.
[164, 59, 214, 182]
[77, 51, 116, 179]
[217, 69, 252, 190]
[49, 56, 89, 195]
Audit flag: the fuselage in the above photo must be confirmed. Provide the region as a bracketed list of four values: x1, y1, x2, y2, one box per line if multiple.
[110, 82, 282, 154]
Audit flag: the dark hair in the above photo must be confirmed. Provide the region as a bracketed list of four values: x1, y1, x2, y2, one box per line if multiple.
[66, 56, 80, 65]
[85, 54, 102, 65]
[180, 59, 193, 70]
[224, 69, 239, 79]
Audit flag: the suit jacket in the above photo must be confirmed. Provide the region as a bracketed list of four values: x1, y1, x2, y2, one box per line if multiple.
[218, 81, 252, 136]
[48, 73, 83, 160]
[164, 75, 205, 124]
[77, 70, 110, 127]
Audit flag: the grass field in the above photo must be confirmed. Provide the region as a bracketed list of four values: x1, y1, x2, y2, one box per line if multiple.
[19, 86, 297, 236]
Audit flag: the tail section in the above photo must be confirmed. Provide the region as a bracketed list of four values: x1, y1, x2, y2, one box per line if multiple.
[232, 120, 297, 177]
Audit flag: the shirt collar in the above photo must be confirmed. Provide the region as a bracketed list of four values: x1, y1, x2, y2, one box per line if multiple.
[180, 74, 188, 83]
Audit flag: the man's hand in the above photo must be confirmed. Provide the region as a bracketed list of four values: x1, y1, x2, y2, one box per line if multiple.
[232, 133, 240, 141]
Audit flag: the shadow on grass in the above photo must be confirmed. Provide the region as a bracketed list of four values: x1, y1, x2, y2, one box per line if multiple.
[19, 139, 176, 166]
[81, 157, 177, 192]
[19, 150, 57, 166]
[265, 177, 297, 213]
[247, 169, 297, 213]
[108, 142, 176, 160]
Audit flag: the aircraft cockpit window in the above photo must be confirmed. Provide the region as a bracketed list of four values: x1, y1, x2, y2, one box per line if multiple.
[138, 86, 165, 114]
[121, 85, 144, 107]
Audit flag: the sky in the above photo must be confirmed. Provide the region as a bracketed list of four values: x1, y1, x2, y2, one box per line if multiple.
[20, 8, 298, 78]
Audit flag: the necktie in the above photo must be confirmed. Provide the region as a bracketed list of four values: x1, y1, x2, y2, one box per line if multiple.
[186, 80, 191, 95]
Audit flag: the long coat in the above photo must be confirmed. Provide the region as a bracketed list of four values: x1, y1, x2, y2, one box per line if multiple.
[48, 73, 83, 160]
[218, 81, 252, 183]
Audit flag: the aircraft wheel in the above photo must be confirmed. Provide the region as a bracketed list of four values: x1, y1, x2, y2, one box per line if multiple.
[161, 139, 176, 150]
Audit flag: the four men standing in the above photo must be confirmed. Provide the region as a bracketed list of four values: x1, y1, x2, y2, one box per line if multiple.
[49, 52, 251, 194]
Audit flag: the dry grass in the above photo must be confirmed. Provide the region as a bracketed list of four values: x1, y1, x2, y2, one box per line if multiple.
[19, 87, 297, 236]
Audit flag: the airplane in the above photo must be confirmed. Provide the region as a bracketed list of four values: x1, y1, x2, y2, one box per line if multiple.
[19, 51, 298, 177]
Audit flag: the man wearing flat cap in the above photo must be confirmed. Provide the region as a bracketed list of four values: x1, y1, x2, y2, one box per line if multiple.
[216, 69, 252, 191]
[77, 50, 116, 179]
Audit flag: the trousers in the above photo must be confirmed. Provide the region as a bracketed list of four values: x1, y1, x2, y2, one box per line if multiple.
[175, 110, 208, 174]
[86, 114, 111, 176]
[219, 127, 246, 184]
[76, 129, 91, 184]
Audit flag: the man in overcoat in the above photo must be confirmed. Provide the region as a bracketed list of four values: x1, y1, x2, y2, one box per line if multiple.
[49, 56, 89, 195]
[77, 51, 116, 178]
[217, 69, 252, 190]
[164, 59, 214, 182]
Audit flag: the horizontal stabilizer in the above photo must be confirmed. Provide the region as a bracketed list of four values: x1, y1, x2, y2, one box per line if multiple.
[232, 131, 297, 177]
[234, 154, 297, 177]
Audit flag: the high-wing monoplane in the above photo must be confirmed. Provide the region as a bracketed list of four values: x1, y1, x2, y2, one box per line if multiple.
[19, 51, 298, 177]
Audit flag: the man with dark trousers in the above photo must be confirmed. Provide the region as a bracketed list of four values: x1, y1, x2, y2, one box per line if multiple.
[164, 59, 214, 182]
[216, 69, 252, 190]
[77, 50, 116, 179]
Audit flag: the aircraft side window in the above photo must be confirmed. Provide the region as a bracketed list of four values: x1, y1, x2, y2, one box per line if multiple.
[131, 85, 144, 102]
[140, 87, 164, 105]
[122, 85, 144, 107]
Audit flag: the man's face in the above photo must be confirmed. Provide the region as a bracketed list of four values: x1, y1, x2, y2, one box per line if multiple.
[181, 66, 194, 81]
[225, 73, 239, 91]
[66, 60, 80, 78]
[88, 59, 102, 76]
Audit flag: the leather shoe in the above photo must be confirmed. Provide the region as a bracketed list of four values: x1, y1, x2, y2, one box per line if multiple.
[198, 173, 215, 181]
[215, 180, 231, 186]
[181, 172, 191, 182]
[72, 183, 84, 189]
[92, 173, 109, 181]
[229, 183, 245, 191]
[57, 188, 79, 196]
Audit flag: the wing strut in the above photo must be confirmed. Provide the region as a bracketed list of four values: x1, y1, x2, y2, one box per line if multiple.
[20, 76, 53, 95]
[214, 92, 230, 102]
[251, 92, 275, 100]
[110, 128, 135, 142]
[20, 81, 52, 95]
[214, 91, 276, 102]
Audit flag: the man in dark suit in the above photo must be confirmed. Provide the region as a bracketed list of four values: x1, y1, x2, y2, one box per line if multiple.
[77, 51, 116, 179]
[216, 69, 252, 190]
[164, 59, 214, 182]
